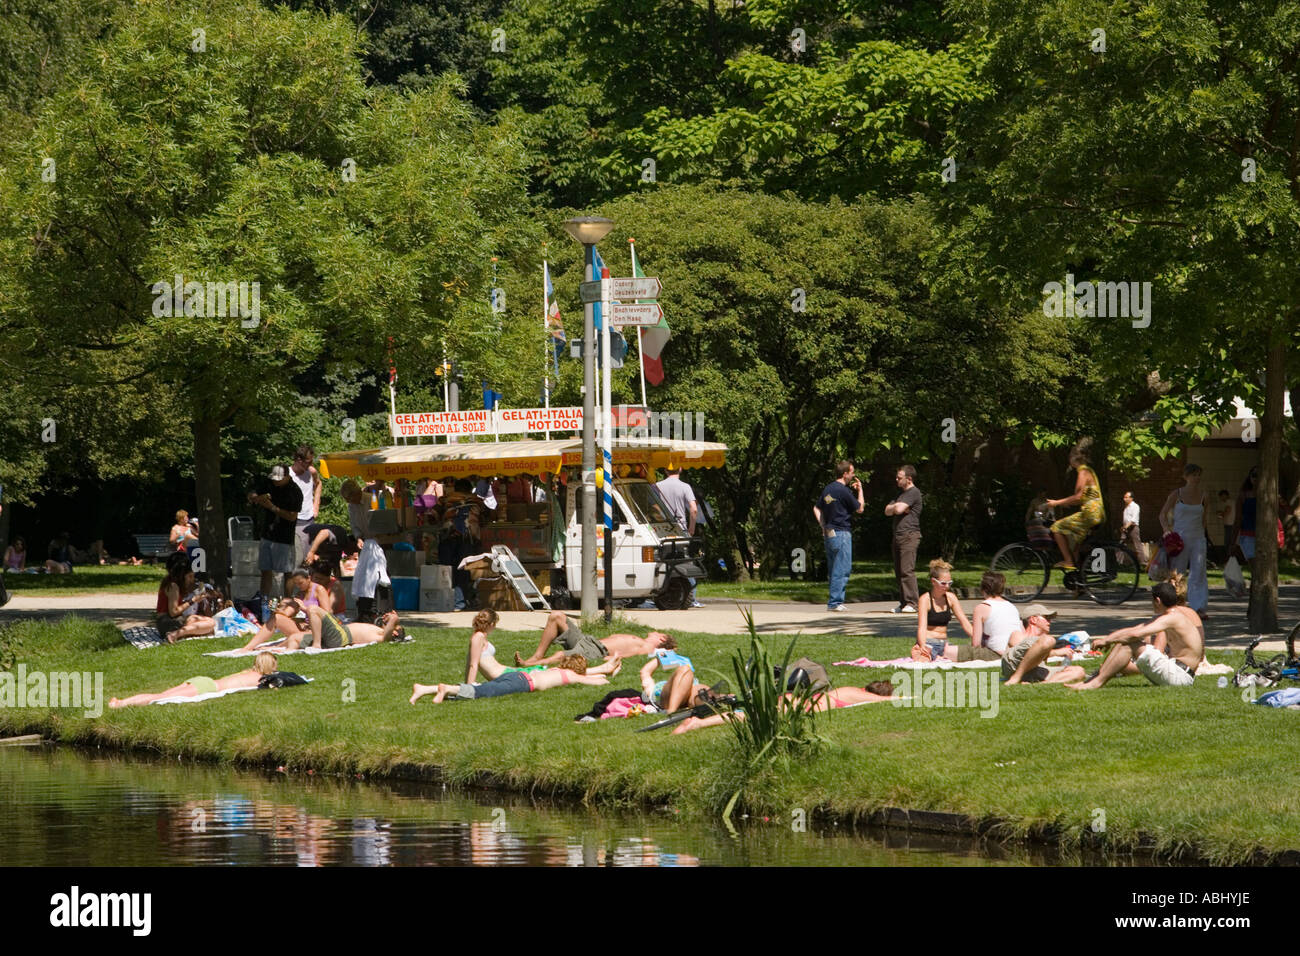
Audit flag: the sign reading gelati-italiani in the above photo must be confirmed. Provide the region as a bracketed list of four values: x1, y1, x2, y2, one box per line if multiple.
[390, 405, 648, 438]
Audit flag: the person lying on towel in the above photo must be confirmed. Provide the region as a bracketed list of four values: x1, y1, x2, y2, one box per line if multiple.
[109, 652, 280, 708]
[409, 654, 612, 705]
[279, 606, 406, 650]
[672, 682, 897, 734]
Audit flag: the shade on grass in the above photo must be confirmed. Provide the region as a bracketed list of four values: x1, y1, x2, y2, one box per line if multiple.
[1, 615, 1296, 864]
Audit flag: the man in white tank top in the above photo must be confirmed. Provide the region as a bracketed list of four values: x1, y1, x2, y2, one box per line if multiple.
[290, 444, 321, 566]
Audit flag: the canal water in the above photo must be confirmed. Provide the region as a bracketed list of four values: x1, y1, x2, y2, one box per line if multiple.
[0, 745, 1131, 866]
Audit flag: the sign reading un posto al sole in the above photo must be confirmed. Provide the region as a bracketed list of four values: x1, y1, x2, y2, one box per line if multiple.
[390, 406, 648, 438]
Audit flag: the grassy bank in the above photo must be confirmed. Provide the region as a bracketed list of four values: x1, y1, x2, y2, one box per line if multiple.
[1, 615, 1298, 864]
[2, 564, 161, 596]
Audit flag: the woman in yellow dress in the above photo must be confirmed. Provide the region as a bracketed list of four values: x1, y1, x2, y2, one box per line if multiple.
[1047, 441, 1105, 571]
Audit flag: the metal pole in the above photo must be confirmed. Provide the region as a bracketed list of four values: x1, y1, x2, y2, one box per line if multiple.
[600, 262, 614, 622]
[580, 243, 598, 620]
[543, 257, 551, 441]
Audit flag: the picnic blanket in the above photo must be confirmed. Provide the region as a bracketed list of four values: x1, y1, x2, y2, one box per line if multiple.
[150, 677, 314, 705]
[204, 636, 410, 658]
[121, 626, 227, 649]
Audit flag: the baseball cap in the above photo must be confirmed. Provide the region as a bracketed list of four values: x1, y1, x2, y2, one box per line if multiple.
[268, 464, 289, 481]
[1021, 603, 1058, 622]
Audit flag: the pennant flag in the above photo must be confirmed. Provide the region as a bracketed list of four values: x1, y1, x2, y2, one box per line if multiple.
[631, 242, 669, 385]
[544, 261, 565, 374]
[592, 247, 606, 332]
[482, 381, 503, 410]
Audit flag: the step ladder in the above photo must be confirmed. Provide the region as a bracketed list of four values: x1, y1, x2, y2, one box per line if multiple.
[490, 545, 550, 611]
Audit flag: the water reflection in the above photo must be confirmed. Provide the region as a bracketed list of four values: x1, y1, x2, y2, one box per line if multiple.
[0, 746, 1149, 867]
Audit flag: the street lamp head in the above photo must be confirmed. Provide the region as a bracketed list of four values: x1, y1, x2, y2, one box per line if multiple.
[563, 216, 615, 245]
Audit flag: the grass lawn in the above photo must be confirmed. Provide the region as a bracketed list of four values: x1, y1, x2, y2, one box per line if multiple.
[2, 564, 162, 596]
[697, 555, 1300, 602]
[2, 614, 1298, 864]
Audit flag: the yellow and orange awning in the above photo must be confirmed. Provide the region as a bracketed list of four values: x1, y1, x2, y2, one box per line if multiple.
[318, 438, 727, 483]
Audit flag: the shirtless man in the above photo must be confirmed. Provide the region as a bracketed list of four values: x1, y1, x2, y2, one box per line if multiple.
[1068, 580, 1204, 690]
[515, 610, 673, 666]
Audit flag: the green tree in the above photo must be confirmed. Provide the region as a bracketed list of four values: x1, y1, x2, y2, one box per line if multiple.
[0, 0, 533, 583]
[547, 184, 1072, 574]
[944, 0, 1300, 629]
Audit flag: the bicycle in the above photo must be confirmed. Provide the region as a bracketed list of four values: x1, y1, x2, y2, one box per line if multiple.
[990, 507, 1141, 606]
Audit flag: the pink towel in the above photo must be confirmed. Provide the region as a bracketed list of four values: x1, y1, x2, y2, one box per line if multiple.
[601, 696, 647, 719]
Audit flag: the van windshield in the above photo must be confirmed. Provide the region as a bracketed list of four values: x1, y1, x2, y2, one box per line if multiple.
[623, 481, 675, 527]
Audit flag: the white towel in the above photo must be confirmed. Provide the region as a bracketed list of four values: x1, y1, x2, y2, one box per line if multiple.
[204, 637, 409, 658]
[150, 678, 314, 704]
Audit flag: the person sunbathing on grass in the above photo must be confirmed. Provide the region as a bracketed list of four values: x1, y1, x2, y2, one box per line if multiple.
[1067, 578, 1204, 691]
[640, 645, 704, 713]
[239, 570, 330, 651]
[672, 682, 897, 734]
[109, 652, 278, 708]
[279, 606, 405, 651]
[464, 608, 621, 682]
[515, 610, 673, 667]
[409, 653, 614, 705]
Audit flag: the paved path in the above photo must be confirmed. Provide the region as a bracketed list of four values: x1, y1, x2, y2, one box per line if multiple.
[3, 587, 1297, 652]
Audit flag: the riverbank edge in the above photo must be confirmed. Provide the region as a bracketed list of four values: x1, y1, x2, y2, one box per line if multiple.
[6, 723, 1296, 867]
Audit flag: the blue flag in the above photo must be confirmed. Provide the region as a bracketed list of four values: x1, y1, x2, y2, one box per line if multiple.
[592, 247, 606, 332]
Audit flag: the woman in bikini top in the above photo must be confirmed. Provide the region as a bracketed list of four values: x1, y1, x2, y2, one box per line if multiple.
[914, 558, 973, 661]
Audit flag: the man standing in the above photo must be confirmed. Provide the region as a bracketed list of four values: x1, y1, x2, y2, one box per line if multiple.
[290, 444, 322, 566]
[656, 466, 701, 608]
[1121, 491, 1145, 562]
[248, 464, 303, 599]
[813, 461, 864, 611]
[885, 464, 922, 613]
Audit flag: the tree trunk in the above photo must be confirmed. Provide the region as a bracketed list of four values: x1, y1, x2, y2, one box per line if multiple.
[194, 414, 228, 593]
[1247, 329, 1285, 633]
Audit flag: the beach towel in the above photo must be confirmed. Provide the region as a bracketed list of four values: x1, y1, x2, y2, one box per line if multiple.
[204, 636, 410, 658]
[835, 655, 1072, 670]
[150, 677, 313, 705]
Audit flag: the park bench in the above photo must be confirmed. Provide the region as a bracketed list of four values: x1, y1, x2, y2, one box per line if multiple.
[133, 533, 174, 563]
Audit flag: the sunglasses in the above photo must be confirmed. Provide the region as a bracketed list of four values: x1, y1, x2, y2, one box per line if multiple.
[934, 579, 952, 587]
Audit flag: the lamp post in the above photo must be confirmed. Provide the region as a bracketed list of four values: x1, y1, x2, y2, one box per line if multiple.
[563, 216, 615, 620]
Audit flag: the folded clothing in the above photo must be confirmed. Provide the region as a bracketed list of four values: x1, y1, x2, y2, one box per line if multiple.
[1255, 687, 1300, 708]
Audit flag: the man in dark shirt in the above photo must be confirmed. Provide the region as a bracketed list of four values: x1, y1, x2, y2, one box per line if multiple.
[885, 464, 923, 613]
[813, 461, 864, 611]
[248, 464, 303, 597]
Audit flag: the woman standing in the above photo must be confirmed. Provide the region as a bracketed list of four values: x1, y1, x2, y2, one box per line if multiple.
[912, 558, 974, 661]
[1160, 464, 1209, 618]
[1046, 441, 1105, 571]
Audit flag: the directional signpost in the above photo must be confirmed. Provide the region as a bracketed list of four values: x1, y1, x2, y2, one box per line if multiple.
[581, 276, 662, 303]
[608, 302, 663, 326]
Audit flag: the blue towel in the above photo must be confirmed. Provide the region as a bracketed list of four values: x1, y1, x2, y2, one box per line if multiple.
[1255, 687, 1300, 708]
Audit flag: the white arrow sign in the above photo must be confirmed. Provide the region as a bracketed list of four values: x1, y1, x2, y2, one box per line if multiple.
[609, 277, 662, 300]
[608, 303, 664, 326]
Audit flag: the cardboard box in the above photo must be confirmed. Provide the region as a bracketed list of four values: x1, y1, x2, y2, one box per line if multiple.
[420, 564, 453, 589]
[419, 587, 456, 612]
[231, 541, 260, 576]
[464, 557, 494, 582]
[476, 577, 524, 611]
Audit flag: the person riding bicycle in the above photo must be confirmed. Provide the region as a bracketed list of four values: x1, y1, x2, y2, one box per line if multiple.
[1046, 440, 1105, 572]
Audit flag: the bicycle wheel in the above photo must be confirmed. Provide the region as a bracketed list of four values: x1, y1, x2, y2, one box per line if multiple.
[1077, 542, 1140, 605]
[990, 543, 1048, 603]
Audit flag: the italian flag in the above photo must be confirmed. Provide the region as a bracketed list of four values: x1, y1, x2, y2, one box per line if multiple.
[631, 240, 669, 385]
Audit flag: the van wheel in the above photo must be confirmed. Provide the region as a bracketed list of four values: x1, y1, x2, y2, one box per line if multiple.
[654, 577, 691, 610]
